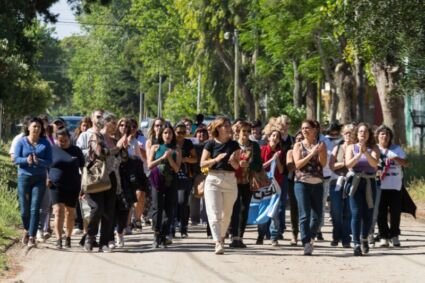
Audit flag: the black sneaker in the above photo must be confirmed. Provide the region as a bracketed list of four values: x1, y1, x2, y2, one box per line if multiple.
[256, 237, 264, 245]
[316, 232, 324, 241]
[65, 237, 71, 248]
[229, 240, 240, 248]
[330, 240, 339, 247]
[56, 239, 63, 249]
[84, 241, 93, 252]
[361, 240, 370, 254]
[354, 245, 362, 256]
[239, 240, 247, 248]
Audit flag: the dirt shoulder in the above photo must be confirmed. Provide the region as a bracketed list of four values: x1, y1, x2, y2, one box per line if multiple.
[3, 213, 425, 283]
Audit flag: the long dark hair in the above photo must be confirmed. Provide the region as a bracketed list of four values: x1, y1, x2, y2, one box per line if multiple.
[24, 117, 46, 137]
[158, 124, 176, 147]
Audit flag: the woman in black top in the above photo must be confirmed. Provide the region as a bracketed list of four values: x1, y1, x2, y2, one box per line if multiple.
[174, 122, 197, 238]
[48, 128, 84, 249]
[200, 117, 240, 255]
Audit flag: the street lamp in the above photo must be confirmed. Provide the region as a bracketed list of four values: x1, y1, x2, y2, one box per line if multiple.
[224, 29, 239, 120]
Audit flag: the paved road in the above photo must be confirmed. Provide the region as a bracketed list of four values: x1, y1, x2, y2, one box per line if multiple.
[7, 215, 425, 283]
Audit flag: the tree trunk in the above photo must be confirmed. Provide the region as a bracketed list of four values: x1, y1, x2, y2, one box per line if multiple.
[371, 61, 406, 145]
[239, 78, 256, 121]
[354, 54, 366, 122]
[335, 62, 355, 124]
[306, 80, 317, 120]
[293, 59, 303, 107]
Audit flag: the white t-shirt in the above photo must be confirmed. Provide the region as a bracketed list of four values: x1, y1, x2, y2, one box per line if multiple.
[379, 145, 406, 191]
[9, 133, 24, 157]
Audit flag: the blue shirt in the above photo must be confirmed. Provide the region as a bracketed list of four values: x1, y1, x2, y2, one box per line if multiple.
[14, 137, 52, 176]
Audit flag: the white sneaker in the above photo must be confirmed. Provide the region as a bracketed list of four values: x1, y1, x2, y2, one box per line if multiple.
[378, 238, 389, 248]
[36, 230, 45, 243]
[391, 236, 401, 247]
[116, 235, 124, 248]
[215, 242, 224, 255]
[304, 243, 313, 255]
[99, 245, 112, 253]
[108, 241, 116, 249]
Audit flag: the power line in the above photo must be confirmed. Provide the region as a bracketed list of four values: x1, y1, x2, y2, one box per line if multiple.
[55, 20, 222, 34]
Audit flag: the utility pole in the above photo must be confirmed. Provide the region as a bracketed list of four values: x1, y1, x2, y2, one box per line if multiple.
[197, 72, 201, 113]
[234, 29, 239, 120]
[139, 91, 144, 123]
[158, 73, 162, 117]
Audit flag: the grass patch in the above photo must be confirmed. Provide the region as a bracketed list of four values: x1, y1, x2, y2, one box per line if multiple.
[0, 147, 20, 273]
[404, 152, 425, 202]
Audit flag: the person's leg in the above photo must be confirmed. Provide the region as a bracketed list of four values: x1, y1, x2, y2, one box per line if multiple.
[239, 184, 252, 239]
[74, 200, 84, 231]
[53, 203, 65, 240]
[329, 183, 343, 244]
[349, 185, 363, 246]
[369, 185, 381, 237]
[38, 184, 51, 236]
[309, 183, 324, 240]
[64, 206, 75, 238]
[163, 186, 177, 243]
[100, 177, 117, 247]
[134, 190, 145, 227]
[86, 192, 104, 246]
[388, 190, 402, 239]
[29, 175, 46, 239]
[287, 180, 298, 243]
[230, 185, 242, 241]
[318, 178, 330, 234]
[17, 175, 31, 234]
[294, 182, 312, 245]
[277, 177, 288, 237]
[204, 175, 224, 242]
[342, 197, 352, 246]
[220, 176, 238, 241]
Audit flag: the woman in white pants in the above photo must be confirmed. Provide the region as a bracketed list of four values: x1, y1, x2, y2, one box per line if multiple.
[200, 117, 240, 255]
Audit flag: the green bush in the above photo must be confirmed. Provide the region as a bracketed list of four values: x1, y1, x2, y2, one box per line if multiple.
[0, 151, 20, 272]
[404, 152, 425, 202]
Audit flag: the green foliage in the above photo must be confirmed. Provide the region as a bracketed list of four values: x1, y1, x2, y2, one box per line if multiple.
[0, 151, 19, 272]
[163, 84, 197, 124]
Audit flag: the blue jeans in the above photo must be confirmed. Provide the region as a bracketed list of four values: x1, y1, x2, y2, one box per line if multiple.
[349, 178, 376, 245]
[18, 174, 47, 237]
[294, 182, 323, 245]
[329, 182, 351, 245]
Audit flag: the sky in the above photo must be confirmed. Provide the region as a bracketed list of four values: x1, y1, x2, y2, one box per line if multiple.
[48, 0, 82, 39]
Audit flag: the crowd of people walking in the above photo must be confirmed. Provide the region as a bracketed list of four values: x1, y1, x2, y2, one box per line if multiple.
[10, 111, 409, 256]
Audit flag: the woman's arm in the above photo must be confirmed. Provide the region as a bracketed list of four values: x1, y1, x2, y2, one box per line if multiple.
[293, 142, 319, 169]
[286, 150, 296, 173]
[345, 144, 361, 169]
[183, 148, 198, 164]
[330, 145, 344, 171]
[228, 149, 240, 170]
[147, 145, 163, 169]
[364, 145, 379, 169]
[200, 149, 227, 168]
[168, 148, 182, 172]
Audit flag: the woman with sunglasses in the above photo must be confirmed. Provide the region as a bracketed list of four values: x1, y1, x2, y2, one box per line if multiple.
[231, 121, 262, 248]
[174, 122, 197, 238]
[124, 118, 149, 234]
[148, 124, 182, 248]
[200, 117, 240, 255]
[146, 117, 166, 157]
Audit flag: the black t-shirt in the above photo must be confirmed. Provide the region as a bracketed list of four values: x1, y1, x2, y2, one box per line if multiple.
[49, 145, 85, 192]
[180, 138, 195, 176]
[204, 139, 240, 171]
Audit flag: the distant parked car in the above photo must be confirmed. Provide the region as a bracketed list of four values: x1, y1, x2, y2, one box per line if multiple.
[60, 116, 83, 134]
